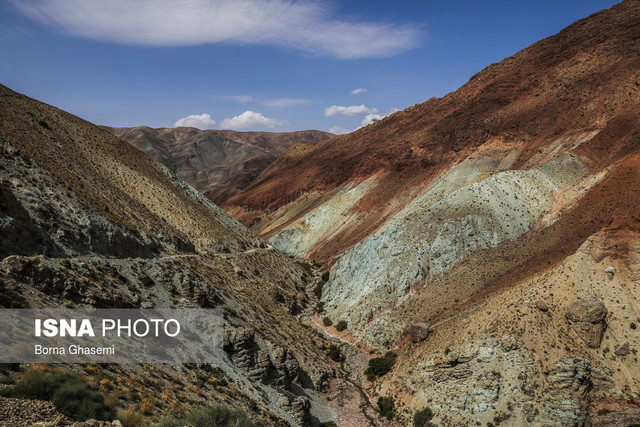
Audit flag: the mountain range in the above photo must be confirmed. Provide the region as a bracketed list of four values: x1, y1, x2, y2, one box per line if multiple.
[103, 126, 332, 204]
[2, 1, 640, 426]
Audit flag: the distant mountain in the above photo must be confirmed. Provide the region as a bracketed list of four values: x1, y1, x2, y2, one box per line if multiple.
[102, 126, 332, 204]
[222, 1, 640, 424]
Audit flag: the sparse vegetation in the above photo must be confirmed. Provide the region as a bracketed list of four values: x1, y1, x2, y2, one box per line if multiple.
[0, 375, 14, 385]
[316, 301, 325, 313]
[414, 406, 434, 426]
[365, 351, 397, 381]
[0, 370, 114, 421]
[118, 407, 144, 426]
[157, 403, 253, 427]
[377, 396, 395, 420]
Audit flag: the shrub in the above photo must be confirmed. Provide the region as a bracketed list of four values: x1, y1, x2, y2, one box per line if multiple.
[323, 317, 333, 327]
[1, 370, 114, 421]
[187, 404, 253, 427]
[0, 375, 14, 385]
[321, 271, 330, 282]
[53, 381, 114, 421]
[364, 351, 397, 381]
[314, 281, 324, 300]
[413, 406, 434, 426]
[327, 344, 341, 362]
[316, 301, 325, 313]
[377, 396, 395, 420]
[335, 320, 347, 332]
[118, 407, 145, 427]
[158, 403, 253, 427]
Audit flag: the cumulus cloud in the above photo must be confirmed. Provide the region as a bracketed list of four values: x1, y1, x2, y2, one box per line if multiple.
[324, 104, 378, 117]
[11, 0, 421, 59]
[174, 113, 216, 129]
[220, 110, 285, 130]
[361, 108, 400, 126]
[350, 88, 367, 95]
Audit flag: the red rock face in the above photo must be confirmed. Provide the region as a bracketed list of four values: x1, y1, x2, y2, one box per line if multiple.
[224, 0, 640, 262]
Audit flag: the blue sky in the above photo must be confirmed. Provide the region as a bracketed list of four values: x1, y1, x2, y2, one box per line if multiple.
[0, 0, 619, 133]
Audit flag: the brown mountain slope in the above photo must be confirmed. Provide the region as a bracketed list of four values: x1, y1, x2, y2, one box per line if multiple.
[224, 0, 640, 262]
[103, 126, 332, 205]
[220, 1, 640, 425]
[0, 84, 342, 425]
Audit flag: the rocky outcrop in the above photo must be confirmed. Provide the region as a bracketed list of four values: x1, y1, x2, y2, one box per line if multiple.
[565, 298, 608, 348]
[223, 326, 313, 423]
[407, 323, 430, 343]
[407, 337, 615, 426]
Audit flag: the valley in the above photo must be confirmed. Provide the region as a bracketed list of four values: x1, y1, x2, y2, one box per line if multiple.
[2, 1, 640, 426]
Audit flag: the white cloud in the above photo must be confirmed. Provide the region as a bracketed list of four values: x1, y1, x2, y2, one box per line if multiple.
[361, 108, 400, 126]
[220, 110, 285, 130]
[261, 98, 310, 108]
[223, 95, 253, 103]
[11, 0, 421, 59]
[329, 126, 353, 135]
[324, 104, 378, 117]
[174, 113, 216, 129]
[224, 95, 311, 108]
[350, 88, 367, 95]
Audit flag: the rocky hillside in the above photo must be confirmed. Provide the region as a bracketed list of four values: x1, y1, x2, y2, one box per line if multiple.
[223, 1, 640, 424]
[0, 83, 343, 426]
[103, 126, 332, 204]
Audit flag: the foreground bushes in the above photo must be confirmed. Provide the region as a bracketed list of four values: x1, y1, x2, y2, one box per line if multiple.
[0, 370, 114, 421]
[157, 403, 253, 427]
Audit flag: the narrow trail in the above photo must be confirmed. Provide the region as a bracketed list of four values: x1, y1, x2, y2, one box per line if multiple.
[299, 266, 383, 427]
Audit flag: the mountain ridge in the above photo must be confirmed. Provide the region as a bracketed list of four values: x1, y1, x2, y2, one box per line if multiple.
[103, 125, 332, 205]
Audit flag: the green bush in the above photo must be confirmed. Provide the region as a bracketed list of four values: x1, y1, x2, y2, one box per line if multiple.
[377, 396, 395, 420]
[316, 301, 325, 313]
[321, 271, 330, 282]
[1, 370, 114, 421]
[327, 344, 341, 362]
[335, 320, 347, 332]
[314, 281, 324, 300]
[0, 375, 14, 385]
[414, 406, 434, 426]
[364, 351, 397, 381]
[323, 317, 333, 327]
[157, 403, 253, 427]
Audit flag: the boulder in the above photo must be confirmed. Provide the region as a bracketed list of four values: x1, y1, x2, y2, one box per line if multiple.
[407, 323, 430, 343]
[615, 342, 630, 356]
[534, 299, 549, 312]
[605, 265, 615, 279]
[566, 298, 607, 323]
[565, 299, 607, 348]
